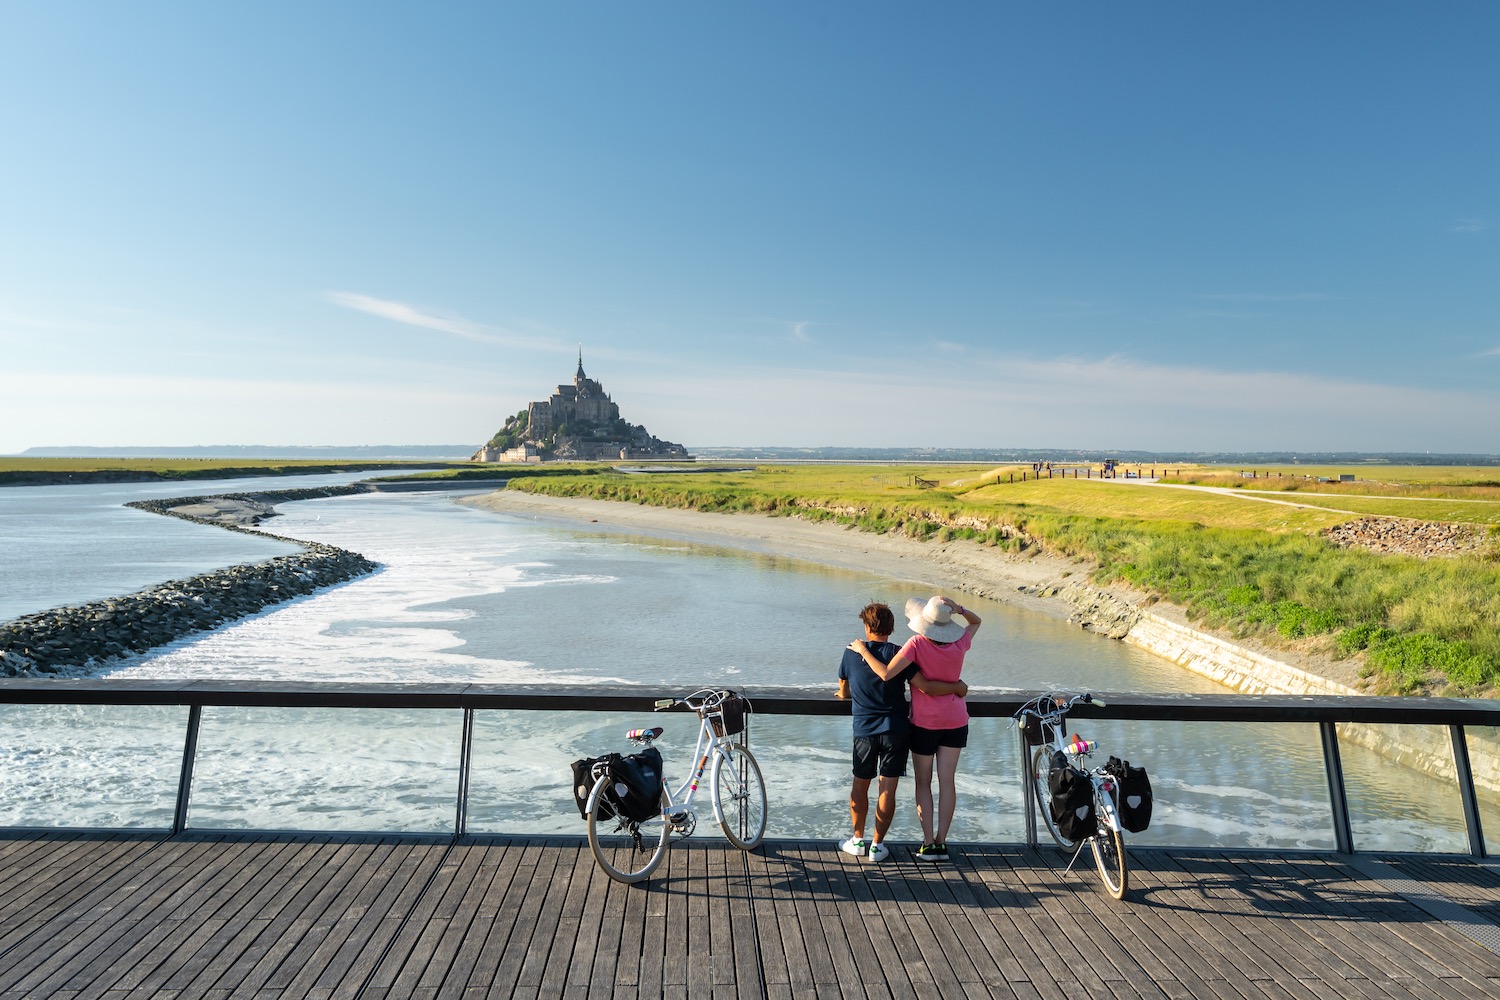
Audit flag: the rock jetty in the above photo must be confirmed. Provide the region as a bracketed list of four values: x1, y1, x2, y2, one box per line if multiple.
[0, 487, 379, 677]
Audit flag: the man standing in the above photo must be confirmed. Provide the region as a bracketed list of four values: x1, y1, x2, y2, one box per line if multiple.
[836, 602, 967, 861]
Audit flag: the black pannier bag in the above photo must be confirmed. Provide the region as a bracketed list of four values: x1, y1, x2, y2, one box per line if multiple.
[609, 746, 665, 822]
[1047, 751, 1097, 841]
[571, 748, 664, 823]
[1104, 756, 1153, 833]
[571, 754, 612, 819]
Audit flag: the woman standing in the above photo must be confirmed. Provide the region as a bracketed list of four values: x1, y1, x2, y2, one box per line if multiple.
[848, 595, 981, 861]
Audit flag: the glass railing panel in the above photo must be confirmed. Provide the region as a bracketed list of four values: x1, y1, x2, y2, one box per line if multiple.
[466, 708, 634, 836]
[1342, 723, 1469, 853]
[0, 703, 187, 828]
[1073, 719, 1335, 851]
[185, 707, 462, 833]
[1466, 726, 1500, 855]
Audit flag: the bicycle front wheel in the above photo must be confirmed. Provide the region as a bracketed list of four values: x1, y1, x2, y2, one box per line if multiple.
[1031, 746, 1077, 851]
[1091, 824, 1129, 899]
[586, 776, 671, 884]
[712, 743, 767, 850]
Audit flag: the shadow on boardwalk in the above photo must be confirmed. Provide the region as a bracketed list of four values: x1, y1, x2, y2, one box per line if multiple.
[2, 832, 1499, 998]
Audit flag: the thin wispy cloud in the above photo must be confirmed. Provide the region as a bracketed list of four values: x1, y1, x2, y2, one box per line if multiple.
[1452, 218, 1488, 234]
[325, 292, 560, 351]
[619, 351, 1500, 452]
[791, 321, 812, 342]
[1192, 292, 1333, 303]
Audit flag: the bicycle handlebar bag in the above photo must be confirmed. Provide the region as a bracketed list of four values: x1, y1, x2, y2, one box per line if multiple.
[711, 693, 748, 737]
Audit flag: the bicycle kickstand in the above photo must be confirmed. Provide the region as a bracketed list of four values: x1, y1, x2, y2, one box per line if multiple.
[1061, 840, 1089, 877]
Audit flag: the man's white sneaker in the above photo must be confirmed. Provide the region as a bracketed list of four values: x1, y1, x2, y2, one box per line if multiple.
[839, 837, 868, 857]
[867, 842, 890, 862]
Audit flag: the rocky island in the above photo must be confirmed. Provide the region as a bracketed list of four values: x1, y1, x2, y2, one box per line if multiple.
[470, 352, 689, 463]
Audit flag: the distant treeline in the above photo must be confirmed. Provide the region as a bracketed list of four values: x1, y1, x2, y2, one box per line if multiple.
[691, 447, 1500, 466]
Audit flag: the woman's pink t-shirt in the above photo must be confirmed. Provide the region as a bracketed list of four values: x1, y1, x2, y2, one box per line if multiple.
[898, 632, 972, 730]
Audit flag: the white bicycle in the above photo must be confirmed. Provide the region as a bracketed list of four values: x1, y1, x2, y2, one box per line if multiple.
[1014, 692, 1130, 899]
[585, 688, 768, 884]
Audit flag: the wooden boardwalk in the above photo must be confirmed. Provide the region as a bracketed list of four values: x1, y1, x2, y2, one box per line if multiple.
[3, 833, 1500, 999]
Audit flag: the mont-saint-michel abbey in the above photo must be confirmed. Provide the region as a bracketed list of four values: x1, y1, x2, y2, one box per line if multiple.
[471, 353, 690, 463]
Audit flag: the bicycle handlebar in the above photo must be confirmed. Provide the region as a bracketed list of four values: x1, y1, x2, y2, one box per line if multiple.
[1013, 691, 1104, 721]
[653, 688, 739, 714]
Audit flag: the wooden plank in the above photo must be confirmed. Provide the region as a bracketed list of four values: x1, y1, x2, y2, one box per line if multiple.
[485, 839, 566, 994]
[422, 840, 522, 997]
[512, 841, 588, 993]
[1, 837, 226, 997]
[386, 839, 491, 997]
[213, 836, 402, 999]
[94, 836, 306, 997]
[315, 839, 451, 1000]
[251, 840, 406, 999]
[445, 838, 541, 997]
[8, 836, 1500, 999]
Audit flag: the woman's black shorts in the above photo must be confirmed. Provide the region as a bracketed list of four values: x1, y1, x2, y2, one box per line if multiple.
[908, 724, 969, 756]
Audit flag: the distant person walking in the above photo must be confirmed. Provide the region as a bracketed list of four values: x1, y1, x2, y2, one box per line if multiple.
[836, 602, 966, 862]
[848, 595, 981, 861]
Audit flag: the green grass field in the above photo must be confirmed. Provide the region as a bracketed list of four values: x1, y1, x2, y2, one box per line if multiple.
[507, 462, 1500, 697]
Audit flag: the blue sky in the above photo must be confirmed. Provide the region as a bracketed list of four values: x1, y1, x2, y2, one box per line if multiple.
[2, 3, 1496, 454]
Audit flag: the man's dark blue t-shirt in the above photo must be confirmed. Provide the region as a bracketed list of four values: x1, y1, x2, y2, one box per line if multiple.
[839, 641, 918, 737]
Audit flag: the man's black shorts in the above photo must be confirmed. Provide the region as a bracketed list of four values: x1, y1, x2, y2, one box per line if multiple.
[852, 730, 911, 780]
[908, 724, 970, 756]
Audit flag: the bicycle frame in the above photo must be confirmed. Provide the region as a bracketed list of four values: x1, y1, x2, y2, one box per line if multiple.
[659, 711, 740, 827]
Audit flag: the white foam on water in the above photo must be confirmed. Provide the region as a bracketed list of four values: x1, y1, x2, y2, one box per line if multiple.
[112, 494, 619, 684]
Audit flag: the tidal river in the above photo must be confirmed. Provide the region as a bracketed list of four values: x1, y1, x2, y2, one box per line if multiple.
[0, 484, 1480, 851]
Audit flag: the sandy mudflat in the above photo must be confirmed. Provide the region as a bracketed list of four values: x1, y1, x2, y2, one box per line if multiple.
[459, 489, 1089, 621]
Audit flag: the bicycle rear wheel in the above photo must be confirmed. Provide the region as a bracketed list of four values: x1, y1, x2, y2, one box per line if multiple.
[1091, 824, 1129, 899]
[712, 743, 767, 850]
[1031, 745, 1078, 851]
[586, 776, 671, 883]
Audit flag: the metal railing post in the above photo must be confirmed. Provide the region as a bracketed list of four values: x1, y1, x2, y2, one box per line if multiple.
[1320, 721, 1354, 854]
[1020, 728, 1036, 847]
[1450, 724, 1486, 858]
[455, 708, 475, 839]
[173, 704, 203, 835]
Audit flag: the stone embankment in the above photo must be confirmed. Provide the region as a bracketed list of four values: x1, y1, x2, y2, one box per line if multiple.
[1047, 578, 1500, 800]
[0, 488, 379, 677]
[1324, 516, 1493, 558]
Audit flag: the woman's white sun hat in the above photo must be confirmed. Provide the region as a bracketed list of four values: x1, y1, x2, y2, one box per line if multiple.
[905, 596, 967, 643]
